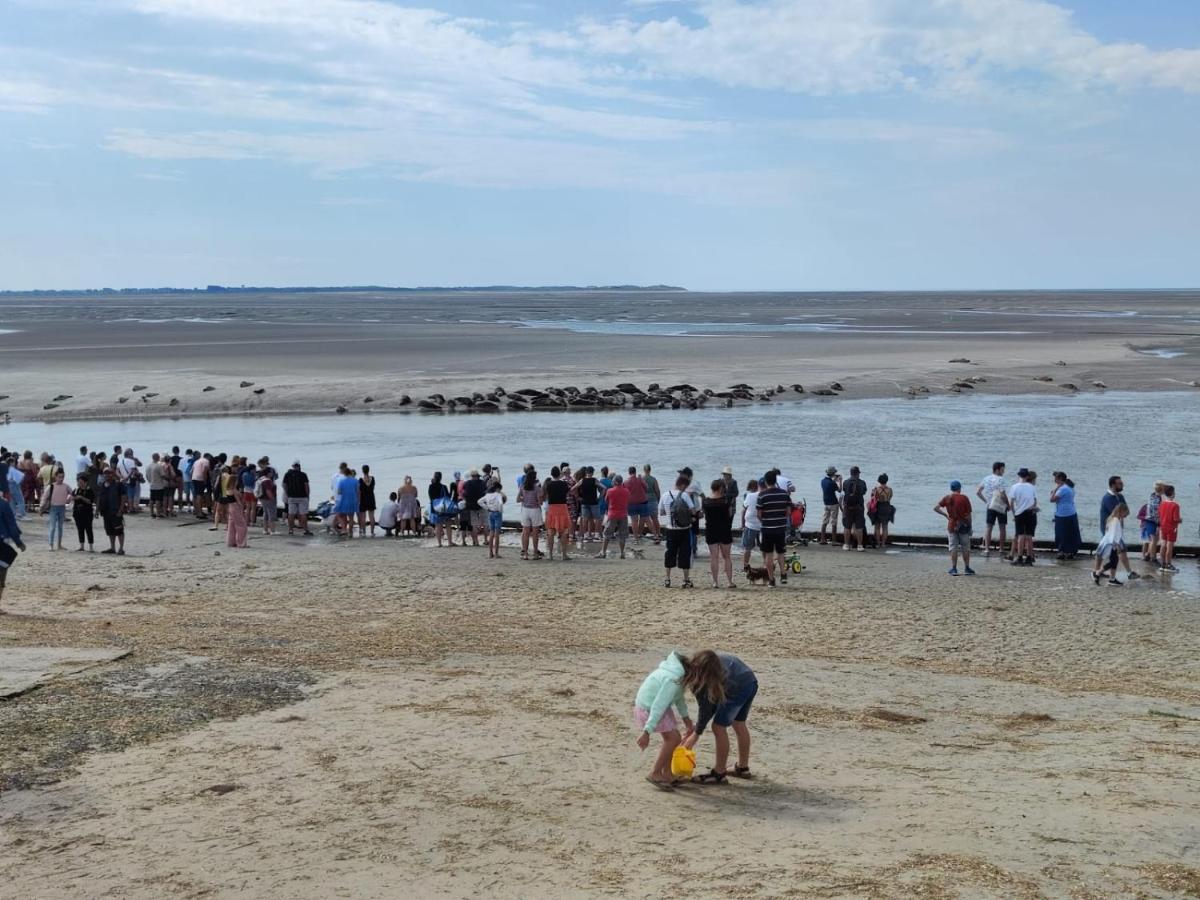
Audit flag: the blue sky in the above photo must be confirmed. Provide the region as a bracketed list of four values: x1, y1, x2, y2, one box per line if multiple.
[2, 0, 1198, 291]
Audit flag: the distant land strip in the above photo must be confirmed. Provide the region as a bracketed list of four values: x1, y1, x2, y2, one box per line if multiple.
[1, 284, 687, 297]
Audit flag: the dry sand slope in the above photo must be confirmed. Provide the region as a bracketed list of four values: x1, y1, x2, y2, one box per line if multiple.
[1, 514, 1198, 899]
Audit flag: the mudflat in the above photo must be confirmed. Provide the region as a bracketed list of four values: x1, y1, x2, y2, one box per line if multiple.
[1, 289, 1198, 422]
[1, 512, 1197, 898]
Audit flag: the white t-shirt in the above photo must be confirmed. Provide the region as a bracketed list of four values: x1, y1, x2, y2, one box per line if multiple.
[118, 457, 138, 483]
[658, 489, 697, 531]
[777, 474, 794, 495]
[479, 492, 505, 514]
[742, 490, 761, 530]
[1009, 481, 1037, 515]
[980, 474, 1008, 511]
[378, 500, 399, 529]
[76, 454, 90, 476]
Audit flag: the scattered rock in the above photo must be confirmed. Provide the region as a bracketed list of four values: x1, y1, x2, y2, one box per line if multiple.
[202, 386, 216, 392]
[253, 388, 266, 395]
[201, 783, 240, 796]
[132, 384, 148, 391]
[335, 405, 347, 414]
[948, 358, 970, 364]
[239, 381, 254, 388]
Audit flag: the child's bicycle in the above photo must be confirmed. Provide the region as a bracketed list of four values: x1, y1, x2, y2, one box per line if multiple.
[784, 551, 804, 575]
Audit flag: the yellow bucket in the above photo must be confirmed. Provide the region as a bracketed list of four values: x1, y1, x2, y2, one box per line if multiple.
[670, 746, 696, 778]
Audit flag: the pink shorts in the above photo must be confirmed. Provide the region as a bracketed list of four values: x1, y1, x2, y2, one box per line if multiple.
[632, 704, 680, 734]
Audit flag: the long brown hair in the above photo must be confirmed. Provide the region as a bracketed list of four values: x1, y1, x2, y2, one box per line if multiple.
[680, 650, 726, 704]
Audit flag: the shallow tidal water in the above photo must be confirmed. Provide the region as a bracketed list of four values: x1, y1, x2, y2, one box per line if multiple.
[4, 391, 1199, 540]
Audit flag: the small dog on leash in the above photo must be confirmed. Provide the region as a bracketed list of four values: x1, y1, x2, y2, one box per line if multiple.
[743, 564, 775, 586]
[629, 547, 646, 560]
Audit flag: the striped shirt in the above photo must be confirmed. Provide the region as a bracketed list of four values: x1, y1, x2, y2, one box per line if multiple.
[755, 486, 791, 532]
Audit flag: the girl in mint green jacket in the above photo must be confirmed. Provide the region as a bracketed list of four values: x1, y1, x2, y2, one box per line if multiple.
[633, 651, 695, 789]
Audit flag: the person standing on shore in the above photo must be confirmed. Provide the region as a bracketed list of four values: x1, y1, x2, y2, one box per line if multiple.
[45, 470, 72, 551]
[659, 474, 697, 588]
[1009, 468, 1039, 566]
[819, 466, 840, 545]
[597, 474, 631, 560]
[934, 481, 975, 576]
[543, 466, 572, 561]
[720, 467, 739, 518]
[191, 452, 211, 520]
[397, 475, 421, 535]
[702, 479, 736, 588]
[642, 464, 662, 544]
[840, 466, 867, 552]
[334, 467, 359, 538]
[755, 471, 792, 584]
[147, 453, 166, 519]
[1099, 475, 1139, 580]
[517, 468, 543, 560]
[461, 467, 486, 547]
[97, 468, 126, 555]
[1157, 485, 1181, 574]
[976, 462, 1009, 558]
[869, 474, 894, 549]
[625, 466, 649, 544]
[1140, 481, 1164, 564]
[479, 480, 506, 558]
[575, 467, 601, 545]
[1050, 471, 1082, 560]
[740, 478, 761, 569]
[6, 456, 23, 518]
[358, 464, 377, 537]
[283, 461, 312, 536]
[0, 492, 26, 612]
[73, 474, 95, 551]
[256, 464, 278, 535]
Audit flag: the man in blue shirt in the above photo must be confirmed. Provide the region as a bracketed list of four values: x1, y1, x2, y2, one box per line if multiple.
[1099, 475, 1138, 580]
[819, 466, 841, 545]
[0, 494, 26, 612]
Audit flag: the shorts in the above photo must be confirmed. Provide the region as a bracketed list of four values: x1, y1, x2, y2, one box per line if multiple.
[1160, 526, 1179, 543]
[192, 480, 210, 496]
[149, 489, 164, 503]
[103, 513, 125, 537]
[125, 482, 140, 501]
[629, 502, 649, 518]
[520, 506, 544, 528]
[740, 527, 759, 550]
[948, 529, 971, 552]
[580, 504, 601, 520]
[488, 511, 503, 533]
[713, 679, 758, 727]
[604, 518, 629, 540]
[1140, 520, 1157, 541]
[986, 508, 1008, 526]
[286, 498, 309, 517]
[760, 530, 786, 554]
[243, 491, 256, 506]
[632, 704, 680, 734]
[469, 509, 486, 531]
[261, 502, 278, 522]
[546, 504, 571, 531]
[1014, 510, 1037, 536]
[843, 507, 865, 531]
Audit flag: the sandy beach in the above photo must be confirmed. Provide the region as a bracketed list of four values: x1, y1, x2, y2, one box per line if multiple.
[1, 290, 1198, 423]
[2, 510, 1198, 898]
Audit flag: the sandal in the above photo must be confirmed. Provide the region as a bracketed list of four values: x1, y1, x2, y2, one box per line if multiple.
[663, 577, 671, 588]
[691, 768, 727, 785]
[681, 579, 695, 589]
[731, 765, 754, 779]
[520, 551, 529, 560]
[646, 776, 675, 792]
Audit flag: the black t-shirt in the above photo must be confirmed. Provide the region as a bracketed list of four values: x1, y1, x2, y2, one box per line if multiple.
[283, 469, 309, 498]
[578, 477, 600, 505]
[546, 479, 569, 504]
[463, 477, 486, 511]
[842, 477, 867, 509]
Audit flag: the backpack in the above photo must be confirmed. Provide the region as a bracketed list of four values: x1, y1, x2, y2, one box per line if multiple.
[668, 491, 692, 529]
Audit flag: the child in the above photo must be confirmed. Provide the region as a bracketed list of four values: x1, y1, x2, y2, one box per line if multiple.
[1093, 502, 1129, 586]
[479, 481, 507, 558]
[378, 492, 400, 537]
[1157, 485, 1181, 574]
[681, 650, 758, 784]
[633, 651, 698, 790]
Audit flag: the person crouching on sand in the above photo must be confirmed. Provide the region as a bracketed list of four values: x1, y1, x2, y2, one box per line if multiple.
[682, 650, 758, 784]
[633, 651, 696, 790]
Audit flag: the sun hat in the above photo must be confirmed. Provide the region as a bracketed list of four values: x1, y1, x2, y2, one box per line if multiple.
[825, 466, 838, 476]
[1017, 467, 1031, 478]
[722, 466, 733, 475]
[468, 467, 480, 476]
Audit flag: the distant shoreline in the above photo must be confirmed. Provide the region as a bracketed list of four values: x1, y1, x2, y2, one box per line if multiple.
[0, 284, 688, 298]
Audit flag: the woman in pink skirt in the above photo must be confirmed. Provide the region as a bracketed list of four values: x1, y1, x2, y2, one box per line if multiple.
[225, 496, 248, 548]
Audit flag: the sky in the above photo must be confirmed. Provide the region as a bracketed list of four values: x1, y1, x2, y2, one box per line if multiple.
[2, 0, 1199, 291]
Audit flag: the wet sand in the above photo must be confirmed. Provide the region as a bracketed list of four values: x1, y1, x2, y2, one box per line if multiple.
[2, 513, 1198, 898]
[1, 289, 1198, 422]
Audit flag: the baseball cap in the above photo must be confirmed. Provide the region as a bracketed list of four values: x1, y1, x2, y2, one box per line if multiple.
[825, 466, 838, 476]
[950, 480, 962, 491]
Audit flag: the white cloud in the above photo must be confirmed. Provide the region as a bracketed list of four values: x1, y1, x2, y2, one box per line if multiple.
[577, 0, 1200, 96]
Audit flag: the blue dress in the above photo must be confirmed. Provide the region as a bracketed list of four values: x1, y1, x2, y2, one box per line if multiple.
[335, 475, 360, 515]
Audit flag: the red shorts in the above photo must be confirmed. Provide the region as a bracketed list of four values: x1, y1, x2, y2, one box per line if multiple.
[1160, 526, 1179, 543]
[546, 504, 571, 531]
